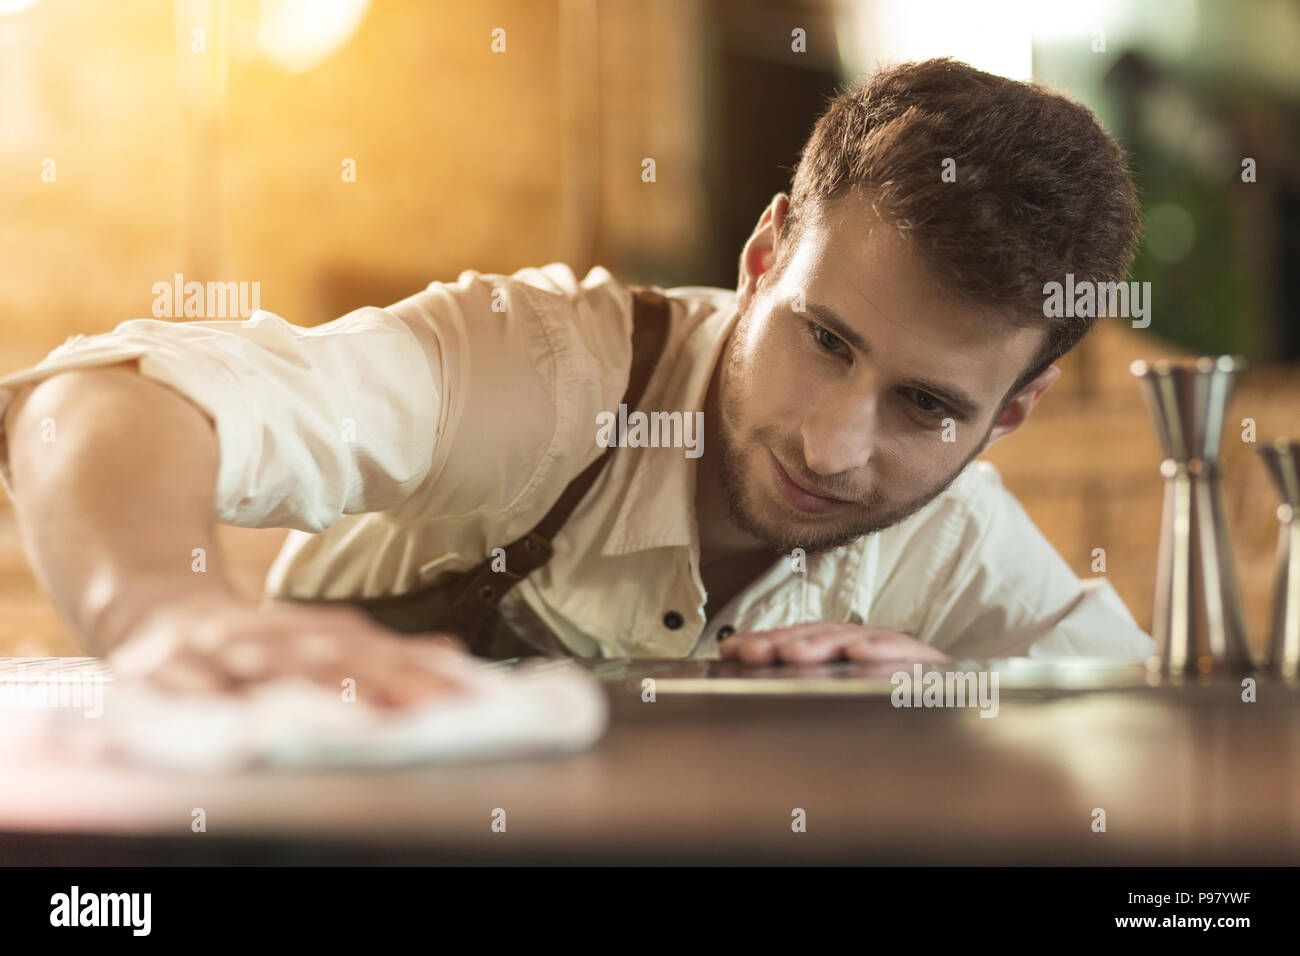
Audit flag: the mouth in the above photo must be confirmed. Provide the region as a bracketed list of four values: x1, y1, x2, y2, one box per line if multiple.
[767, 450, 854, 515]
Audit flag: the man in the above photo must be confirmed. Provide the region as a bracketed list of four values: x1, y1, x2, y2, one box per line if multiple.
[0, 59, 1152, 705]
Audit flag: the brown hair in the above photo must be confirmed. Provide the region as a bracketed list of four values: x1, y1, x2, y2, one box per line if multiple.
[781, 58, 1141, 400]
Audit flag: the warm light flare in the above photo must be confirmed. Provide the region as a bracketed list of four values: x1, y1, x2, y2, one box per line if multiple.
[257, 0, 370, 74]
[0, 0, 43, 15]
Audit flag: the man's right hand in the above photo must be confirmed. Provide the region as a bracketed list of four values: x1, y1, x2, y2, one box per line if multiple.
[106, 597, 476, 709]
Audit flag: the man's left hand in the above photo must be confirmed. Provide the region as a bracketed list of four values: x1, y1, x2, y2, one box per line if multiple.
[718, 621, 953, 664]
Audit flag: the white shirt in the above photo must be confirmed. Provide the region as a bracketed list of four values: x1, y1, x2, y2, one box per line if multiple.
[0, 263, 1155, 661]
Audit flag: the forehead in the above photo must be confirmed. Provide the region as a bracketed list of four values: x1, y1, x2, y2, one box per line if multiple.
[777, 198, 1046, 402]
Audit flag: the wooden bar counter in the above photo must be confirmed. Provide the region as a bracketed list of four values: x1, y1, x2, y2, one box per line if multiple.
[0, 657, 1296, 865]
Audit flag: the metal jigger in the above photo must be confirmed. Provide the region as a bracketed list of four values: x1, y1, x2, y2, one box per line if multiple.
[1130, 356, 1254, 676]
[1258, 441, 1300, 678]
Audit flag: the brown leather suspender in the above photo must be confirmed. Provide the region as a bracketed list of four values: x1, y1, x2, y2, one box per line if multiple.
[345, 285, 672, 645]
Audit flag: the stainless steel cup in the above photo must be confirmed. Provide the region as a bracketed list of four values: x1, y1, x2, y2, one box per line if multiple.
[1131, 356, 1254, 676]
[1258, 440, 1300, 678]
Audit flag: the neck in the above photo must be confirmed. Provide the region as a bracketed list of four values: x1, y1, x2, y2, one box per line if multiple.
[694, 361, 769, 569]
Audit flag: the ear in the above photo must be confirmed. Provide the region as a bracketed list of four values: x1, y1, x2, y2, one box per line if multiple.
[981, 364, 1061, 451]
[737, 193, 790, 310]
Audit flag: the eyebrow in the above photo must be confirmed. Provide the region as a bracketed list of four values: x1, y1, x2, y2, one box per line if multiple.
[803, 301, 982, 420]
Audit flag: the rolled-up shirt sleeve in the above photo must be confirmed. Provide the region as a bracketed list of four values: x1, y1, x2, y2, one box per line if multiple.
[0, 306, 443, 532]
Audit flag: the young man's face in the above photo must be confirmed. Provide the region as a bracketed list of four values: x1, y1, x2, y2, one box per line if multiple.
[712, 193, 1059, 555]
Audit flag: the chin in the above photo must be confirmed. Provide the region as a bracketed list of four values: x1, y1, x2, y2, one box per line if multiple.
[734, 492, 870, 555]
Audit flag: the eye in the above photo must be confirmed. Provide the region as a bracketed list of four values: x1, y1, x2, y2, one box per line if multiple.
[805, 321, 847, 356]
[908, 389, 951, 419]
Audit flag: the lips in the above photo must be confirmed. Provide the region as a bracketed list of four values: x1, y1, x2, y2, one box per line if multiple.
[768, 451, 853, 515]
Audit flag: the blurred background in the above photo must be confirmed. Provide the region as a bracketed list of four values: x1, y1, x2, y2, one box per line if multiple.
[1, 0, 1297, 655]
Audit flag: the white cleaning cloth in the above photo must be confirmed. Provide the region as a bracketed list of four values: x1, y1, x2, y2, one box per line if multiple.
[2, 659, 608, 771]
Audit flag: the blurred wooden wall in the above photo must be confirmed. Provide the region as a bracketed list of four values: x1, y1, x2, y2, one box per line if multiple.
[0, 0, 708, 348]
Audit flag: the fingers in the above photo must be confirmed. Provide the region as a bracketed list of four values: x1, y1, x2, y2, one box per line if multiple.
[719, 633, 777, 663]
[719, 621, 842, 663]
[113, 602, 478, 709]
[108, 627, 237, 696]
[270, 625, 474, 708]
[720, 622, 951, 665]
[147, 650, 241, 696]
[843, 634, 952, 663]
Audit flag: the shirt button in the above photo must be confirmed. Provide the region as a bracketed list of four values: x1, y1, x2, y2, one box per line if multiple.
[717, 625, 735, 640]
[662, 611, 684, 630]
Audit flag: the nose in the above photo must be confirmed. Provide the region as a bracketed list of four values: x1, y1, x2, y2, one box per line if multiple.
[800, 391, 876, 478]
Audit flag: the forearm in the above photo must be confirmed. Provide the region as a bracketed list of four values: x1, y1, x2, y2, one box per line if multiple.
[4, 363, 241, 653]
